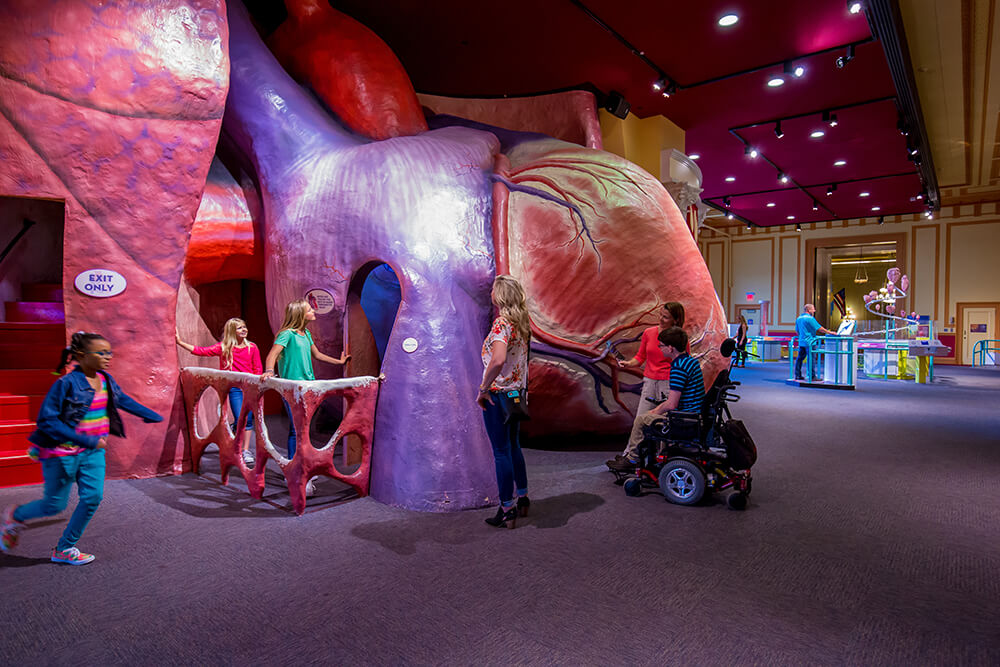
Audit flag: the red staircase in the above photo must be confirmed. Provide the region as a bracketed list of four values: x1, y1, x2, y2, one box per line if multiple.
[0, 282, 65, 488]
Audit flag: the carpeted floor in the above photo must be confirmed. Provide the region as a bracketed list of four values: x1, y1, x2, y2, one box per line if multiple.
[2, 363, 999, 666]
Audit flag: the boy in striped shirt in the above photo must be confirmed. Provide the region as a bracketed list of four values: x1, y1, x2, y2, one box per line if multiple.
[610, 327, 705, 471]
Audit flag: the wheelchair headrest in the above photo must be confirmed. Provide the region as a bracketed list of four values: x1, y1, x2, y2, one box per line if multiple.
[720, 338, 737, 358]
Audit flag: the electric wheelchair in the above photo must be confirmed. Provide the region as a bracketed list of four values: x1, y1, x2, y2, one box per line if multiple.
[610, 338, 757, 510]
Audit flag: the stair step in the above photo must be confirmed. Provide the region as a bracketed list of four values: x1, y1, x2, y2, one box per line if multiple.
[0, 369, 57, 396]
[0, 421, 35, 453]
[0, 343, 62, 370]
[4, 301, 65, 323]
[0, 453, 43, 488]
[0, 395, 31, 421]
[0, 322, 65, 345]
[21, 283, 63, 302]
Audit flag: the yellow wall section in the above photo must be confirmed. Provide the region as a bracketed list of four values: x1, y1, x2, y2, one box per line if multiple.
[598, 110, 685, 181]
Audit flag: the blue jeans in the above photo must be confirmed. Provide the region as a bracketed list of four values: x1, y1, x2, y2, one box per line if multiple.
[482, 393, 528, 507]
[282, 398, 297, 459]
[227, 387, 254, 431]
[14, 449, 106, 550]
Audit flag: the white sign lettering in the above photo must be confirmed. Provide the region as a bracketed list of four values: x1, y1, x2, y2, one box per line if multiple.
[74, 269, 127, 298]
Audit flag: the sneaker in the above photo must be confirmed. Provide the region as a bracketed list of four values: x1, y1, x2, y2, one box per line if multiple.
[51, 547, 95, 565]
[242, 449, 255, 466]
[607, 458, 639, 472]
[1, 506, 25, 553]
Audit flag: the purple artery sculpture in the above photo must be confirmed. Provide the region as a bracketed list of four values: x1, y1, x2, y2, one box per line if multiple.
[224, 3, 500, 511]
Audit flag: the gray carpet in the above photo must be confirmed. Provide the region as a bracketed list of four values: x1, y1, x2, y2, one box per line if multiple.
[2, 363, 999, 666]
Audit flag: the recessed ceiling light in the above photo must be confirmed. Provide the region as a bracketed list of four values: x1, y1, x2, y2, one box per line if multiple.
[859, 192, 870, 197]
[871, 206, 881, 211]
[848, 2, 863, 15]
[766, 202, 776, 207]
[718, 14, 739, 27]
[767, 76, 785, 87]
[810, 130, 825, 138]
[689, 153, 700, 160]
[834, 160, 847, 166]
[787, 215, 796, 220]
[725, 176, 736, 182]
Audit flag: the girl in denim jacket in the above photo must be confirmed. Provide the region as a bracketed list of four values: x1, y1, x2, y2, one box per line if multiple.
[1, 332, 162, 565]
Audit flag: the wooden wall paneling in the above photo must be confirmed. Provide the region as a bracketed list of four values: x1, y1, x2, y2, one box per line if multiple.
[911, 224, 940, 321]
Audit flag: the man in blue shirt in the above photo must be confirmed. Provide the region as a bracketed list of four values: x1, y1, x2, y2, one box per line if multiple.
[609, 327, 704, 471]
[795, 304, 833, 380]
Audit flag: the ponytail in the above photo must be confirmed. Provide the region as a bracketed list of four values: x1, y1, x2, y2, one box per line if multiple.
[57, 331, 107, 372]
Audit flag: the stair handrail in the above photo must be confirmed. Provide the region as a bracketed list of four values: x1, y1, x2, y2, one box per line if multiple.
[972, 339, 1000, 366]
[0, 218, 36, 266]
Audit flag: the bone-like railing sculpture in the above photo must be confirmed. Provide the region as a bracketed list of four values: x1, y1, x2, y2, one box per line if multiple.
[179, 367, 381, 515]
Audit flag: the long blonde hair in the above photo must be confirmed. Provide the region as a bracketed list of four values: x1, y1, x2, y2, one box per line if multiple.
[492, 275, 531, 343]
[220, 318, 247, 370]
[276, 299, 311, 336]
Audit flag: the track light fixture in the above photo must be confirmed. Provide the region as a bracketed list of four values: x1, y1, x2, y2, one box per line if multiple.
[774, 121, 784, 138]
[746, 222, 752, 230]
[897, 117, 909, 136]
[823, 110, 839, 127]
[827, 184, 837, 196]
[795, 223, 802, 232]
[652, 78, 666, 91]
[723, 197, 731, 207]
[778, 171, 789, 184]
[727, 212, 734, 220]
[836, 44, 855, 69]
[878, 216, 885, 225]
[848, 1, 863, 14]
[662, 81, 677, 97]
[784, 61, 806, 78]
[812, 201, 819, 211]
[744, 145, 758, 159]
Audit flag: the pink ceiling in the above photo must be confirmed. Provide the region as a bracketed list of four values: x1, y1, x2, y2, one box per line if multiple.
[311, 0, 927, 226]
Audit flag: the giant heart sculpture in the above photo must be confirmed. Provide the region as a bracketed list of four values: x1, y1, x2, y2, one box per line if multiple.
[0, 0, 228, 477]
[221, 0, 728, 510]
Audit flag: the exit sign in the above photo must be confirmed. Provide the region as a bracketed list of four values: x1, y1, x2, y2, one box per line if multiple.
[746, 292, 755, 301]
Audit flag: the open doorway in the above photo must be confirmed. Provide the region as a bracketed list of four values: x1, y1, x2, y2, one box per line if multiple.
[343, 262, 401, 462]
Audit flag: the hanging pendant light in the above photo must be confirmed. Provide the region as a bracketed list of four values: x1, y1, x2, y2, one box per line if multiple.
[854, 246, 868, 284]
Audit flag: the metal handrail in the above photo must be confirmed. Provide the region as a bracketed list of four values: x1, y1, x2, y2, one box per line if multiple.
[0, 218, 35, 265]
[972, 340, 1000, 366]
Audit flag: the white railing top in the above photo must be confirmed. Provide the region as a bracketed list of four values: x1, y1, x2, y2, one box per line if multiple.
[181, 366, 382, 392]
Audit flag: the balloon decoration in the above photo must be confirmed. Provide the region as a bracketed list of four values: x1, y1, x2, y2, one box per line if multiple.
[859, 267, 918, 332]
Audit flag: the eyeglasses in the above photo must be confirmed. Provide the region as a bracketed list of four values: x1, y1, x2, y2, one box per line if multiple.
[89, 350, 114, 358]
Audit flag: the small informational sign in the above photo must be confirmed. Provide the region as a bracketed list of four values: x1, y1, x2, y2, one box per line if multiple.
[971, 323, 988, 333]
[305, 288, 335, 315]
[74, 269, 126, 298]
[748, 319, 754, 325]
[402, 337, 419, 353]
[746, 292, 755, 301]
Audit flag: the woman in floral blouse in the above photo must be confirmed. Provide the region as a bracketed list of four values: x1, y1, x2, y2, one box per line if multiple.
[477, 275, 531, 529]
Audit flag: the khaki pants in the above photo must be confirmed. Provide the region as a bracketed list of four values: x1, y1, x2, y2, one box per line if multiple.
[623, 410, 664, 460]
[622, 378, 670, 459]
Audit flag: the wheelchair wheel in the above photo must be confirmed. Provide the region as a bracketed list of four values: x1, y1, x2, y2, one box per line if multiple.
[658, 460, 706, 506]
[623, 478, 642, 497]
[726, 491, 748, 511]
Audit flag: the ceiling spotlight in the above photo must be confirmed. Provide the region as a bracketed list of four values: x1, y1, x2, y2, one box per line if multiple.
[662, 82, 678, 98]
[787, 215, 796, 220]
[744, 145, 759, 158]
[796, 223, 802, 232]
[823, 110, 839, 127]
[784, 61, 806, 78]
[871, 206, 881, 211]
[689, 153, 700, 160]
[767, 76, 786, 87]
[827, 184, 837, 196]
[811, 130, 825, 138]
[916, 191, 925, 200]
[812, 201, 819, 211]
[725, 176, 736, 182]
[727, 213, 735, 220]
[723, 197, 732, 207]
[652, 78, 665, 91]
[719, 13, 739, 27]
[878, 216, 885, 225]
[834, 160, 847, 166]
[908, 145, 920, 156]
[897, 118, 910, 136]
[766, 202, 776, 207]
[746, 223, 752, 230]
[859, 192, 870, 197]
[774, 121, 784, 138]
[924, 209, 933, 219]
[836, 44, 856, 69]
[778, 171, 789, 184]
[848, 1, 863, 14]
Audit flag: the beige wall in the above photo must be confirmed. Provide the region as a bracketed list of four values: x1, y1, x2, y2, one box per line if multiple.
[598, 110, 685, 181]
[698, 202, 1000, 362]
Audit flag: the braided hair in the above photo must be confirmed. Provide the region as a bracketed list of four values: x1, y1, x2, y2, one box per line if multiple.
[55, 331, 107, 372]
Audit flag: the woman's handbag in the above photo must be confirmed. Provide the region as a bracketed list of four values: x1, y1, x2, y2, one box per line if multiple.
[498, 388, 530, 424]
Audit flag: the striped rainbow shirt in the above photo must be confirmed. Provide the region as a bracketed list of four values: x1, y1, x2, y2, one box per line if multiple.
[30, 377, 110, 460]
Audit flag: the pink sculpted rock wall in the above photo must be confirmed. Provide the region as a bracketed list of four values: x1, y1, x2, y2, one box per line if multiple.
[0, 0, 228, 477]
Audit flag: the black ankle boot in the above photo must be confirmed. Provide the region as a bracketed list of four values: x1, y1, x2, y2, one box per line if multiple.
[517, 496, 530, 517]
[484, 506, 517, 529]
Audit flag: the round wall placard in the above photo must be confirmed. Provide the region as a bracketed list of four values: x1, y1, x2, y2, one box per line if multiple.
[402, 337, 418, 353]
[74, 269, 127, 298]
[305, 288, 336, 314]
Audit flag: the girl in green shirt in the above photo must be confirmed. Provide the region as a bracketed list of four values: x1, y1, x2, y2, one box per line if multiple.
[262, 300, 349, 468]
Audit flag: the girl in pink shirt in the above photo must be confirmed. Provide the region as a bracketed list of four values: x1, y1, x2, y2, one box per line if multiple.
[176, 318, 263, 464]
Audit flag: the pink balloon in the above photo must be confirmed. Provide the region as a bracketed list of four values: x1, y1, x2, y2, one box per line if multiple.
[887, 267, 901, 283]
[886, 304, 895, 314]
[887, 281, 894, 290]
[869, 290, 878, 299]
[863, 294, 871, 303]
[874, 303, 881, 311]
[911, 311, 917, 319]
[900, 275, 909, 291]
